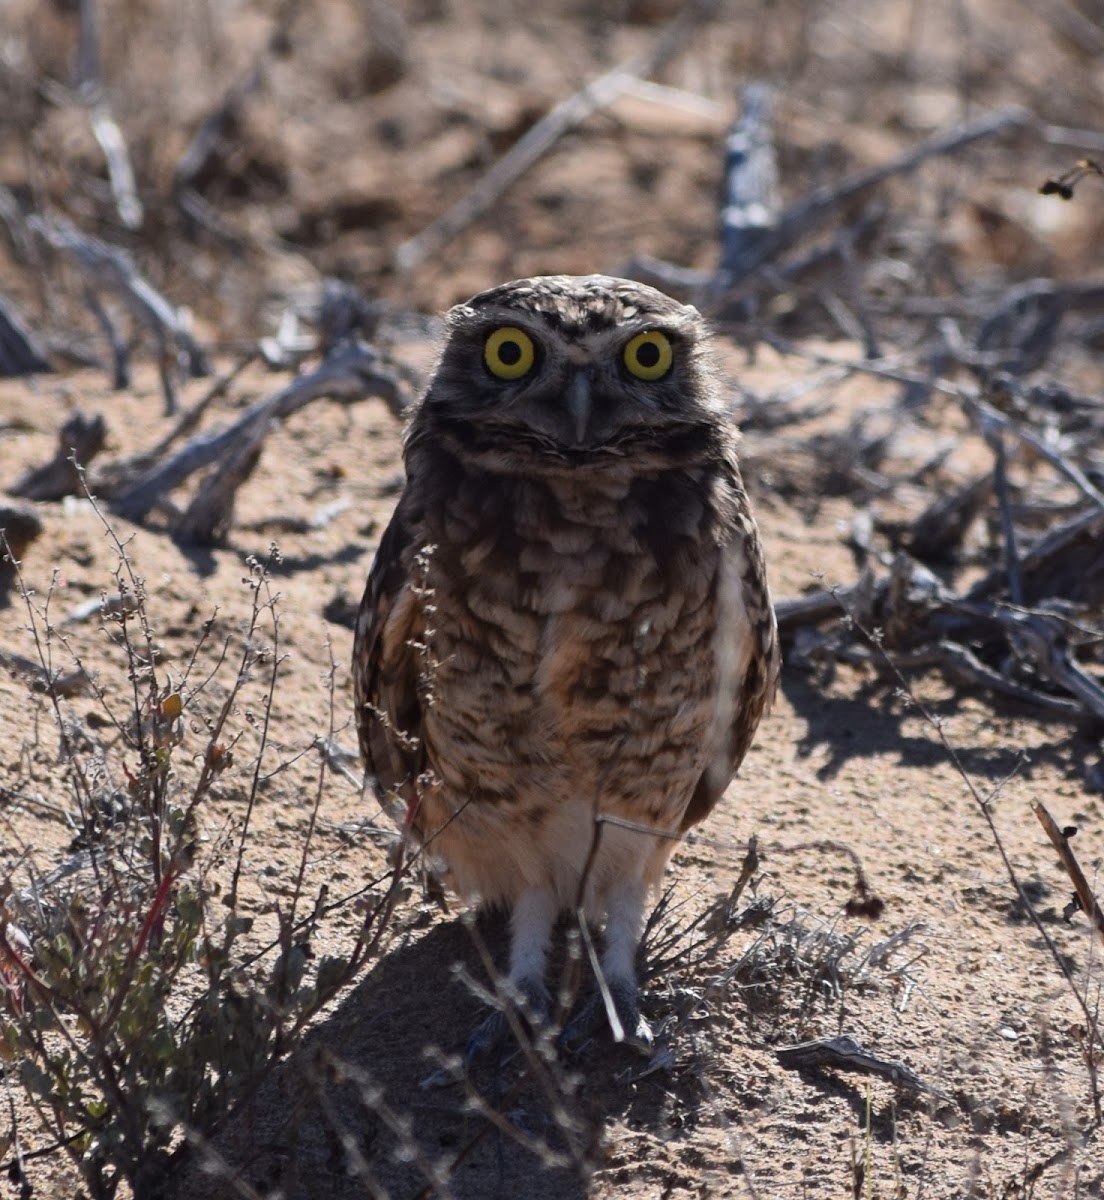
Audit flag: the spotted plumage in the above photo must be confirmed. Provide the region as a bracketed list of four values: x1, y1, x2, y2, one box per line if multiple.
[353, 274, 778, 1047]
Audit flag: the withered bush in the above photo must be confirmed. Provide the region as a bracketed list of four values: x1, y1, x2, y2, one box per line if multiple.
[0, 511, 399, 1199]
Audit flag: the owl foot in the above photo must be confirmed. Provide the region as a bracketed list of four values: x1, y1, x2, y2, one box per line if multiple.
[560, 977, 654, 1055]
[464, 976, 552, 1064]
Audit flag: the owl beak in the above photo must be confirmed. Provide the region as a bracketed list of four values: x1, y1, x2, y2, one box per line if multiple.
[566, 370, 592, 445]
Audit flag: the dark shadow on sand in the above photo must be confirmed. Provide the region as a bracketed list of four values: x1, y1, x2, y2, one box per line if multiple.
[170, 908, 703, 1200]
[780, 667, 1091, 785]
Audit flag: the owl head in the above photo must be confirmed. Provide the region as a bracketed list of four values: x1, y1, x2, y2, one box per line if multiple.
[416, 275, 723, 462]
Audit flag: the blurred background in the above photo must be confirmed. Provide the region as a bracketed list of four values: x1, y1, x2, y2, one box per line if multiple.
[2, 0, 1103, 347]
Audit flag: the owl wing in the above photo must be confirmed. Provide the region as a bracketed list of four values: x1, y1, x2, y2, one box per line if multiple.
[679, 508, 780, 833]
[352, 492, 428, 820]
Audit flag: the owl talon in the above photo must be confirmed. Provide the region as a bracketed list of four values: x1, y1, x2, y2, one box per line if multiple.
[559, 980, 654, 1056]
[611, 978, 655, 1053]
[464, 1009, 511, 1063]
[464, 978, 552, 1064]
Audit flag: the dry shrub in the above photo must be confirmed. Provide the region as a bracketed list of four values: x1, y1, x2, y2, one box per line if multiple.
[0, 505, 401, 1199]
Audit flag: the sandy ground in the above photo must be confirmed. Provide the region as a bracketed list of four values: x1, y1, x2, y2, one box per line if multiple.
[1, 351, 1101, 1198]
[2, 2, 1104, 1197]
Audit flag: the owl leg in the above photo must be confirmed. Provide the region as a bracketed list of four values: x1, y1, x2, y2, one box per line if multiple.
[465, 887, 555, 1062]
[560, 877, 654, 1053]
[598, 877, 654, 1050]
[506, 886, 557, 1012]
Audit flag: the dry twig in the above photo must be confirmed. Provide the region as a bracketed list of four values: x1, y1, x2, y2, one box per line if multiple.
[1033, 802, 1104, 947]
[776, 1034, 948, 1099]
[11, 412, 106, 502]
[0, 296, 50, 376]
[28, 215, 209, 414]
[110, 338, 406, 529]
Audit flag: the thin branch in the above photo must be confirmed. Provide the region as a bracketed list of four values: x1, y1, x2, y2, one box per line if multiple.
[89, 103, 143, 230]
[29, 214, 209, 413]
[0, 296, 51, 376]
[110, 340, 404, 522]
[725, 106, 1030, 286]
[1033, 802, 1104, 948]
[776, 1034, 949, 1099]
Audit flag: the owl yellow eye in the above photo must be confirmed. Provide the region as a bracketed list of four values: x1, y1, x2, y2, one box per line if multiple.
[484, 326, 536, 380]
[623, 330, 673, 380]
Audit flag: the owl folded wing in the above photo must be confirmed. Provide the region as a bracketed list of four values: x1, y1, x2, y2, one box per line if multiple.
[353, 500, 428, 821]
[681, 505, 780, 833]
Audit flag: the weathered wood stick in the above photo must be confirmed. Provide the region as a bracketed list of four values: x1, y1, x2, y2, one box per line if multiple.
[110, 341, 405, 522]
[29, 215, 210, 412]
[1033, 802, 1104, 947]
[776, 1034, 948, 1099]
[718, 81, 779, 280]
[11, 412, 107, 501]
[734, 106, 1030, 283]
[0, 297, 50, 376]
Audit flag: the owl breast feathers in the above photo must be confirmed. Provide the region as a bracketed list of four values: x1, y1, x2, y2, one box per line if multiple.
[353, 274, 778, 1044]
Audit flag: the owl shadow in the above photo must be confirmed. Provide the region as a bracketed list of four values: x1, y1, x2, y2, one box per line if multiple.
[780, 669, 1088, 784]
[173, 907, 691, 1200]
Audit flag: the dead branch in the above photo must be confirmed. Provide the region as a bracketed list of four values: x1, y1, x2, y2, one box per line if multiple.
[776, 547, 1104, 725]
[988, 422, 1025, 606]
[0, 506, 43, 603]
[1033, 802, 1104, 947]
[906, 472, 993, 561]
[74, 0, 99, 92]
[752, 334, 1104, 719]
[885, 640, 1085, 719]
[172, 412, 268, 545]
[11, 412, 107, 501]
[90, 353, 256, 497]
[776, 1034, 948, 1098]
[633, 107, 1020, 307]
[83, 283, 128, 388]
[0, 187, 33, 264]
[88, 104, 142, 231]
[0, 297, 51, 376]
[393, 0, 722, 273]
[968, 281, 1104, 383]
[991, 609, 1104, 723]
[750, 106, 1030, 283]
[749, 203, 886, 297]
[75, 0, 141, 228]
[28, 215, 210, 414]
[968, 506, 1104, 604]
[718, 82, 779, 281]
[173, 63, 265, 247]
[620, 255, 714, 293]
[966, 391, 1104, 514]
[976, 281, 1063, 376]
[110, 339, 407, 526]
[631, 205, 886, 308]
[317, 280, 386, 353]
[177, 65, 265, 196]
[774, 586, 859, 633]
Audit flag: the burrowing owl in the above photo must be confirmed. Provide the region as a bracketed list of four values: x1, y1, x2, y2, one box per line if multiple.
[353, 275, 778, 1049]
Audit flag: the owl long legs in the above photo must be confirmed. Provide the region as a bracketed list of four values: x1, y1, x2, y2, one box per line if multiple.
[507, 887, 557, 1016]
[465, 879, 655, 1062]
[464, 887, 557, 1062]
[508, 879, 652, 1040]
[566, 874, 654, 1052]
